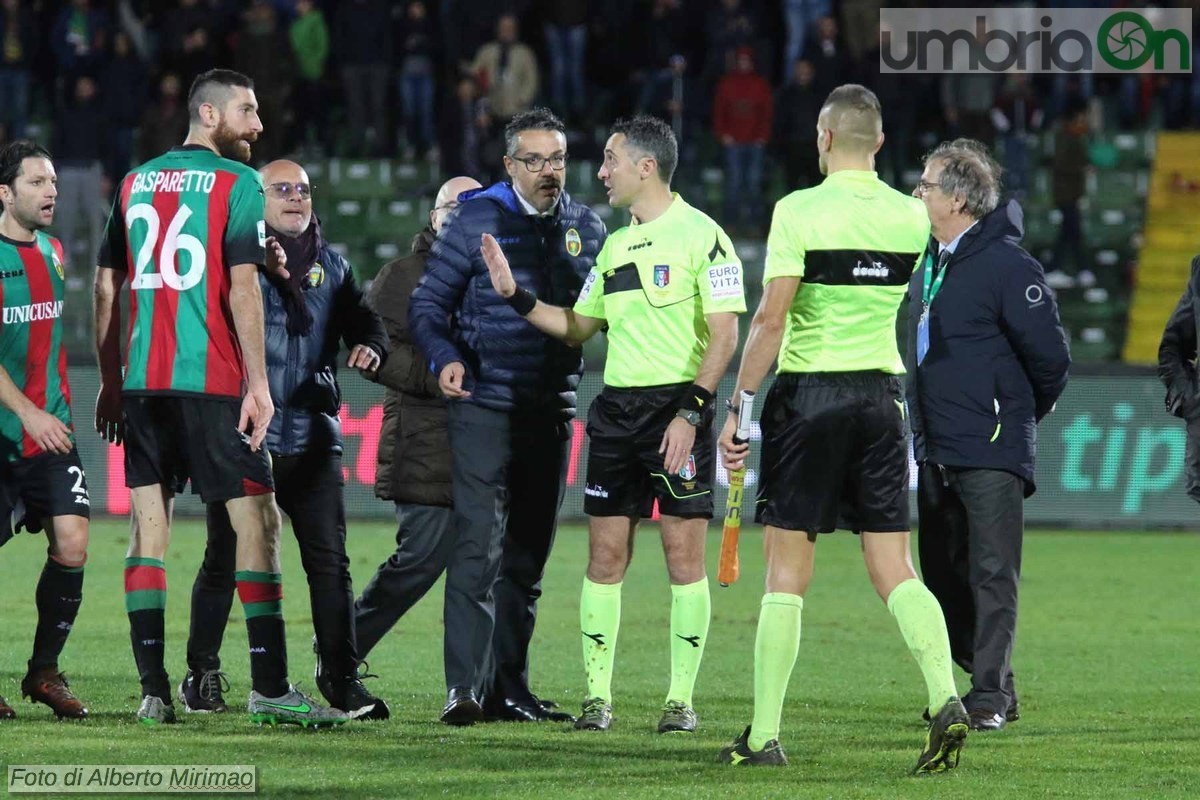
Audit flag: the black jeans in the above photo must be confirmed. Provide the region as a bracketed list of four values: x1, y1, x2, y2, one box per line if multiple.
[186, 450, 358, 680]
[917, 463, 1024, 716]
[445, 402, 569, 700]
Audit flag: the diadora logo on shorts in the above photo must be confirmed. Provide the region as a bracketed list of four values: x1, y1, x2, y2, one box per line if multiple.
[584, 484, 609, 498]
[679, 456, 697, 480]
[853, 260, 890, 279]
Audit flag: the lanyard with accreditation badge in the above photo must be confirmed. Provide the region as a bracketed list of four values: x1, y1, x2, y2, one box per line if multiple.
[916, 249, 949, 366]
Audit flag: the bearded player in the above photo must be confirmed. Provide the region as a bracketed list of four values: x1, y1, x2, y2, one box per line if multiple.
[93, 69, 346, 728]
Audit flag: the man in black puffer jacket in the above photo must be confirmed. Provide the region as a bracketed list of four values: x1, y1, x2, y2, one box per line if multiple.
[182, 160, 390, 721]
[411, 108, 606, 725]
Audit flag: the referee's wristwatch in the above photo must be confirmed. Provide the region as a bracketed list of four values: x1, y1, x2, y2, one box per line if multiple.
[675, 409, 702, 427]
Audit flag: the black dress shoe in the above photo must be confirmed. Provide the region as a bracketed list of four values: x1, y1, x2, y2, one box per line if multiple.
[968, 709, 1006, 731]
[532, 695, 576, 723]
[484, 696, 576, 723]
[440, 687, 483, 726]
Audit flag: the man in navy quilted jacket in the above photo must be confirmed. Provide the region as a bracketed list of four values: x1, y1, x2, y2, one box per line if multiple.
[411, 107, 606, 725]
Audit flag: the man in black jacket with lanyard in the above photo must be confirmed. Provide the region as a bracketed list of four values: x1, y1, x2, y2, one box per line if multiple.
[907, 139, 1069, 732]
[1159, 255, 1200, 502]
[411, 108, 606, 725]
[181, 159, 390, 720]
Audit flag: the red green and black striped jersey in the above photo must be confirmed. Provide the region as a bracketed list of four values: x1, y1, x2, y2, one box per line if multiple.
[99, 145, 267, 398]
[0, 232, 72, 461]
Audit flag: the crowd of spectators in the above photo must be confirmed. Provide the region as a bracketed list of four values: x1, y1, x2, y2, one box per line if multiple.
[4, 0, 1198, 250]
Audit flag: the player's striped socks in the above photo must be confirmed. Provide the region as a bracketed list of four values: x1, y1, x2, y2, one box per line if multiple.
[236, 571, 289, 698]
[580, 578, 621, 703]
[666, 578, 710, 707]
[30, 555, 85, 670]
[125, 556, 169, 698]
[749, 592, 803, 751]
[886, 578, 958, 713]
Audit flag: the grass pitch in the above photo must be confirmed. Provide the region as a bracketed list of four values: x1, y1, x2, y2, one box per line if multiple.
[0, 520, 1197, 798]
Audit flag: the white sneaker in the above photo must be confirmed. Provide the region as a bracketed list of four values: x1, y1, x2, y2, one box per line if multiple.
[137, 695, 177, 726]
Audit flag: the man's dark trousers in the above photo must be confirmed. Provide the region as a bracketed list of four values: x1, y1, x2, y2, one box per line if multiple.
[353, 503, 455, 657]
[917, 463, 1023, 716]
[187, 450, 358, 680]
[445, 401, 569, 701]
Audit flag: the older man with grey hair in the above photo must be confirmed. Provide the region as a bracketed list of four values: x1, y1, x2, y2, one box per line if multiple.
[907, 139, 1070, 732]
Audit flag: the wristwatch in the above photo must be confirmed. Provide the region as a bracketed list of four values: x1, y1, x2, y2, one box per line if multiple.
[676, 409, 701, 427]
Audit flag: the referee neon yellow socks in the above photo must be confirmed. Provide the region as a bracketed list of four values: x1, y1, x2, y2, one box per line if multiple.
[887, 578, 958, 712]
[580, 578, 622, 702]
[666, 578, 710, 706]
[749, 592, 803, 751]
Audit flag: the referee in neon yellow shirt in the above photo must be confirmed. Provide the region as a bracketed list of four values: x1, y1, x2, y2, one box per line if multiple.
[717, 85, 968, 773]
[481, 115, 746, 734]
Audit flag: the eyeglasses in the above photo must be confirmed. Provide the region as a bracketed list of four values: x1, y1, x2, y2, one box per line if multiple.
[433, 202, 458, 214]
[510, 154, 567, 172]
[266, 182, 313, 199]
[913, 180, 942, 196]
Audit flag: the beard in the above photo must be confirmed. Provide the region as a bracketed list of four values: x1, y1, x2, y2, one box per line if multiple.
[213, 119, 256, 162]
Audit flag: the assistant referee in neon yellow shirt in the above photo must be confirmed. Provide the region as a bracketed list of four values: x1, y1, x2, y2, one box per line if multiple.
[716, 84, 969, 773]
[480, 115, 746, 735]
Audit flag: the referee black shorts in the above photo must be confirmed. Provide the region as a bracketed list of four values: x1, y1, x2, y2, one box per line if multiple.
[123, 395, 275, 505]
[584, 383, 715, 520]
[756, 371, 909, 534]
